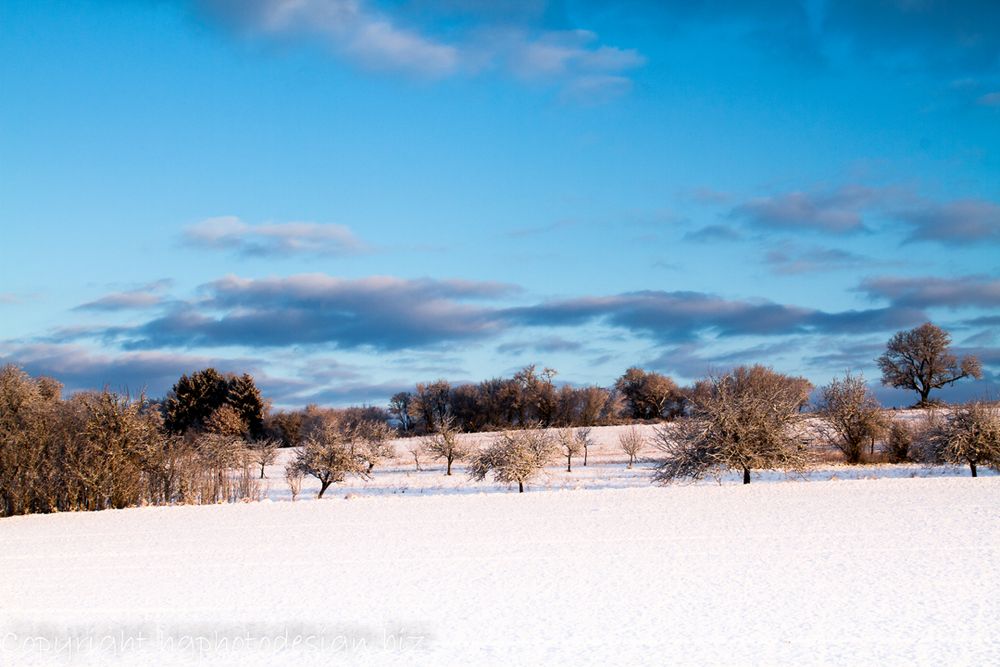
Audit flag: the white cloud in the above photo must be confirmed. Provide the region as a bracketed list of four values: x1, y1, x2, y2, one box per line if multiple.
[183, 216, 369, 256]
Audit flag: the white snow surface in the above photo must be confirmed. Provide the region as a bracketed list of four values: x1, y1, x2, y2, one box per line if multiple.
[1, 422, 998, 665]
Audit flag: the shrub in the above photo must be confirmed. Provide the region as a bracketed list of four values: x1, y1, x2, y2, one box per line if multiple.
[816, 372, 889, 464]
[885, 421, 914, 463]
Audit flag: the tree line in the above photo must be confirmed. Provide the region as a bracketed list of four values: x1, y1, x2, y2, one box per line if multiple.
[0, 321, 994, 515]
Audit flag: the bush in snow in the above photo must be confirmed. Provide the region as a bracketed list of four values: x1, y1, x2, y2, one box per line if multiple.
[885, 421, 914, 463]
[468, 428, 555, 493]
[652, 365, 812, 485]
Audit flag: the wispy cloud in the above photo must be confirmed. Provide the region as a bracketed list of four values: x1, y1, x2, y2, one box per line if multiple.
[764, 244, 876, 275]
[75, 280, 174, 312]
[729, 186, 876, 234]
[858, 275, 1000, 309]
[894, 199, 1000, 245]
[195, 0, 643, 101]
[183, 216, 370, 256]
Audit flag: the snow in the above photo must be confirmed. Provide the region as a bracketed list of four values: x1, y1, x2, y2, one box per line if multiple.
[2, 461, 998, 665]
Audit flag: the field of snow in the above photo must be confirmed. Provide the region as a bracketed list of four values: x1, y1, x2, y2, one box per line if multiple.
[2, 421, 998, 665]
[2, 469, 999, 665]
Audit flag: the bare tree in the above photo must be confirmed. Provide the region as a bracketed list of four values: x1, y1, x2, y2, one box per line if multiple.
[618, 426, 644, 468]
[816, 372, 889, 464]
[468, 428, 555, 492]
[877, 323, 982, 406]
[292, 420, 368, 498]
[557, 428, 582, 472]
[423, 416, 469, 476]
[284, 460, 304, 501]
[248, 438, 279, 478]
[576, 427, 593, 466]
[388, 391, 413, 432]
[405, 439, 425, 471]
[351, 420, 395, 473]
[653, 365, 812, 485]
[927, 402, 1000, 477]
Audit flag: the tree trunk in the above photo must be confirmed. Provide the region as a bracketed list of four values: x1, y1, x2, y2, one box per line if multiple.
[317, 480, 331, 498]
[566, 456, 572, 473]
[743, 467, 751, 485]
[583, 448, 588, 466]
[518, 480, 524, 493]
[970, 462, 978, 478]
[446, 457, 452, 476]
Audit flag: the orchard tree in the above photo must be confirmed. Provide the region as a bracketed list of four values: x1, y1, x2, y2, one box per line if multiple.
[929, 402, 1000, 477]
[423, 416, 469, 475]
[877, 323, 982, 406]
[468, 428, 555, 493]
[816, 372, 889, 463]
[292, 418, 367, 498]
[618, 426, 644, 468]
[557, 428, 582, 472]
[653, 365, 812, 485]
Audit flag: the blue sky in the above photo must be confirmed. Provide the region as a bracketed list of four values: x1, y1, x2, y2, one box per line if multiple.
[2, 0, 999, 407]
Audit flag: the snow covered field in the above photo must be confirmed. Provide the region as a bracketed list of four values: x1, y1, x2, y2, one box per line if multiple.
[2, 468, 998, 665]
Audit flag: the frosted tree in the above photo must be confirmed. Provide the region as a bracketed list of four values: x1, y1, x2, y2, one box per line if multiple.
[557, 428, 582, 472]
[816, 372, 889, 463]
[423, 416, 469, 476]
[351, 420, 395, 473]
[653, 366, 812, 485]
[929, 402, 1000, 477]
[618, 426, 644, 468]
[292, 419, 367, 498]
[468, 429, 555, 493]
[576, 427, 593, 466]
[248, 438, 279, 478]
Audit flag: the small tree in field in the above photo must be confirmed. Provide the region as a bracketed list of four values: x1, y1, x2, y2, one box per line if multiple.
[575, 427, 593, 466]
[248, 438, 279, 478]
[618, 426, 644, 468]
[292, 421, 367, 498]
[284, 460, 304, 501]
[653, 365, 812, 485]
[423, 416, 469, 475]
[405, 439, 425, 471]
[469, 429, 555, 492]
[351, 420, 395, 473]
[929, 402, 1000, 477]
[877, 322, 982, 406]
[816, 372, 889, 464]
[557, 428, 582, 472]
